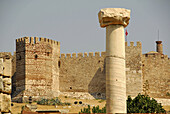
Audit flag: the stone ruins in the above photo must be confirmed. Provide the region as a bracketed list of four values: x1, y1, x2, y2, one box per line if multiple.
[0, 53, 12, 113]
[98, 8, 130, 113]
[0, 8, 170, 113]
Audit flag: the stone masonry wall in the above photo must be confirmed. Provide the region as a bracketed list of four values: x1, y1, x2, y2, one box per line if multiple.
[59, 42, 143, 98]
[0, 52, 12, 113]
[125, 42, 143, 97]
[142, 54, 170, 99]
[13, 37, 60, 102]
[59, 51, 106, 98]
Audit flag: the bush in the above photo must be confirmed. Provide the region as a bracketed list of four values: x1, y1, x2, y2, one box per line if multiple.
[79, 94, 166, 113]
[79, 105, 91, 113]
[127, 93, 166, 113]
[37, 97, 71, 106]
[79, 105, 106, 113]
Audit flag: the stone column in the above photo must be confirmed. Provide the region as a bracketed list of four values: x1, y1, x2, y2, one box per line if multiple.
[98, 8, 130, 114]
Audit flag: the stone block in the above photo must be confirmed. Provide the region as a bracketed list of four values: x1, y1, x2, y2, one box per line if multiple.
[0, 76, 4, 92]
[0, 58, 3, 75]
[2, 78, 11, 94]
[0, 94, 11, 112]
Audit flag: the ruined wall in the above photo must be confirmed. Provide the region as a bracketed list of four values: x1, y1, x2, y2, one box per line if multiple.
[142, 54, 170, 99]
[13, 37, 60, 102]
[59, 42, 143, 98]
[0, 52, 12, 113]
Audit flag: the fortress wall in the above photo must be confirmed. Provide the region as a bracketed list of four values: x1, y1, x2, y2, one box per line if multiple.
[14, 37, 60, 101]
[59, 52, 106, 97]
[59, 42, 143, 98]
[142, 54, 170, 98]
[125, 42, 143, 97]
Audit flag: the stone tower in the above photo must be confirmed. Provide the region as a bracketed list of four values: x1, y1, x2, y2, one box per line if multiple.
[13, 37, 60, 102]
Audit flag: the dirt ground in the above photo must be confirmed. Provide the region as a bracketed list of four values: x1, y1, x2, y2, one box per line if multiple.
[11, 96, 170, 114]
[11, 96, 106, 114]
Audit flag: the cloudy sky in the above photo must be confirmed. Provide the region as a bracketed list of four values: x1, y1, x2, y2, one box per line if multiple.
[0, 0, 170, 57]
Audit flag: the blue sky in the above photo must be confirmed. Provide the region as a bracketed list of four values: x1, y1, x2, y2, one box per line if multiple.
[0, 0, 170, 56]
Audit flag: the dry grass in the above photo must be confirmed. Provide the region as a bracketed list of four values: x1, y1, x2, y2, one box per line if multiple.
[11, 96, 106, 114]
[163, 105, 170, 112]
[11, 96, 170, 114]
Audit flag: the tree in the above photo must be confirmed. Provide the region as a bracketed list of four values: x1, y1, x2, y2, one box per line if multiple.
[127, 93, 166, 113]
[79, 93, 166, 113]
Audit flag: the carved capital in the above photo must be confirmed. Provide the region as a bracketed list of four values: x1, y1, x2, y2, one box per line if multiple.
[98, 8, 130, 28]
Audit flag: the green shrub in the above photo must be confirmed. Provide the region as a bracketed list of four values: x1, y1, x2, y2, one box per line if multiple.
[127, 93, 166, 113]
[79, 105, 91, 113]
[98, 99, 105, 103]
[79, 93, 166, 113]
[37, 97, 71, 106]
[79, 105, 106, 113]
[92, 105, 106, 113]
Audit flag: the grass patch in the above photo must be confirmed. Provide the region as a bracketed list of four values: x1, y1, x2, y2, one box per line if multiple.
[37, 97, 71, 106]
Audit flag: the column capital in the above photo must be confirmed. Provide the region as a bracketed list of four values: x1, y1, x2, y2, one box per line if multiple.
[98, 8, 130, 28]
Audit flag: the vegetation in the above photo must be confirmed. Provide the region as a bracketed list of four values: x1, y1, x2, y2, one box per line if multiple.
[98, 99, 105, 103]
[127, 94, 166, 113]
[79, 105, 106, 113]
[166, 92, 170, 96]
[79, 94, 166, 113]
[37, 97, 71, 106]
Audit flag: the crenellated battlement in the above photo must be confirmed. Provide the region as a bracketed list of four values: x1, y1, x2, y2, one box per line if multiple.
[16, 37, 60, 46]
[60, 51, 106, 59]
[125, 41, 141, 47]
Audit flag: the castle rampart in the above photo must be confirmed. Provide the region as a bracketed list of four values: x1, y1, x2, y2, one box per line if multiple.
[11, 38, 170, 102]
[59, 42, 143, 98]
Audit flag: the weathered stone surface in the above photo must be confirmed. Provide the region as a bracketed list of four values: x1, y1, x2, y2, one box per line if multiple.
[59, 43, 143, 98]
[0, 58, 3, 75]
[3, 78, 11, 94]
[13, 37, 60, 101]
[3, 78, 11, 85]
[0, 76, 4, 92]
[0, 53, 12, 113]
[99, 9, 128, 113]
[98, 8, 130, 28]
[0, 94, 11, 112]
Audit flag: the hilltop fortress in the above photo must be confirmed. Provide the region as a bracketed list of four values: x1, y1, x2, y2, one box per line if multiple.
[0, 37, 169, 103]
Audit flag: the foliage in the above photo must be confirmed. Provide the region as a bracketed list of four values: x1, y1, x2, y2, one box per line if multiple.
[166, 92, 170, 96]
[98, 99, 105, 103]
[92, 105, 106, 113]
[79, 105, 106, 113]
[37, 97, 71, 106]
[79, 105, 91, 113]
[79, 94, 166, 113]
[127, 93, 166, 113]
